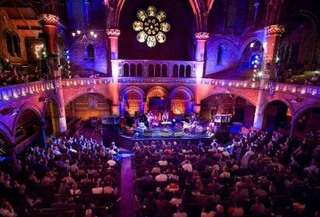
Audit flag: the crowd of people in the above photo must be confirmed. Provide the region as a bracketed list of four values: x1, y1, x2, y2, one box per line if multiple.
[0, 135, 120, 217]
[132, 130, 320, 217]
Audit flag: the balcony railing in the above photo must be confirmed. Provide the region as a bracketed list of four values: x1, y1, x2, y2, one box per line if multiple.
[1, 78, 320, 102]
[118, 59, 198, 78]
[0, 80, 56, 102]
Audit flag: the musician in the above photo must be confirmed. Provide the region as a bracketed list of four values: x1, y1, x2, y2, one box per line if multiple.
[162, 111, 169, 122]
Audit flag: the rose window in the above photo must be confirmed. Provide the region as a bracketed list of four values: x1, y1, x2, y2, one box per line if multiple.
[133, 6, 170, 48]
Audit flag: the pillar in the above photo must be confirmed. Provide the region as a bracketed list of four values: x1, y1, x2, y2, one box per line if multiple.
[38, 14, 59, 56]
[84, 0, 91, 26]
[253, 76, 269, 129]
[263, 24, 285, 80]
[52, 69, 67, 136]
[41, 122, 47, 149]
[194, 32, 209, 78]
[107, 29, 120, 114]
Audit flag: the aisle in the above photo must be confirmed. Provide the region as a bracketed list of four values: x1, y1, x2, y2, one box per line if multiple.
[119, 152, 135, 217]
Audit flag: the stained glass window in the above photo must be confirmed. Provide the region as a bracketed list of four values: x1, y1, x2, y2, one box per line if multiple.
[133, 6, 170, 48]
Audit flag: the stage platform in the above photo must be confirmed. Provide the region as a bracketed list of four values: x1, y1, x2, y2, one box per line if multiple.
[118, 126, 214, 150]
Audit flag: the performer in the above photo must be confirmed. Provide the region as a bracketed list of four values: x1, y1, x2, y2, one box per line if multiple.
[162, 111, 169, 122]
[147, 111, 154, 127]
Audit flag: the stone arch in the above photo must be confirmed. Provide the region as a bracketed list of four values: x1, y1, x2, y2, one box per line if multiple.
[206, 38, 239, 75]
[261, 99, 291, 132]
[146, 86, 169, 99]
[201, 89, 257, 107]
[65, 89, 111, 106]
[12, 102, 43, 131]
[121, 86, 145, 101]
[169, 86, 194, 100]
[240, 38, 264, 70]
[0, 121, 14, 139]
[291, 104, 320, 132]
[120, 86, 145, 115]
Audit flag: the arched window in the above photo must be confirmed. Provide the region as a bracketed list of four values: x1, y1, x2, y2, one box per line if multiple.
[137, 64, 143, 76]
[85, 43, 94, 61]
[12, 34, 21, 57]
[123, 64, 129, 76]
[186, 65, 191, 77]
[130, 64, 136, 76]
[217, 45, 226, 65]
[155, 64, 161, 77]
[162, 65, 168, 77]
[173, 65, 178, 77]
[5, 32, 14, 56]
[179, 65, 185, 77]
[149, 64, 155, 77]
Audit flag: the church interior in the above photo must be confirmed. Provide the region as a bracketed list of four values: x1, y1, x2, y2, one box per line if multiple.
[0, 0, 320, 216]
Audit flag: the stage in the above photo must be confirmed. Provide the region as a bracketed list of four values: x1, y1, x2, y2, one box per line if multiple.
[117, 123, 215, 150]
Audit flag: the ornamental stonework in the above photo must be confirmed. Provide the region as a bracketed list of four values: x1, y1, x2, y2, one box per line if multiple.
[38, 14, 59, 25]
[106, 29, 121, 37]
[265, 25, 285, 36]
[195, 32, 209, 40]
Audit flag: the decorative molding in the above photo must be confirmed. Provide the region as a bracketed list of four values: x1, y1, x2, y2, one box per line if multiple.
[38, 14, 59, 26]
[195, 32, 209, 40]
[106, 29, 121, 37]
[264, 24, 285, 36]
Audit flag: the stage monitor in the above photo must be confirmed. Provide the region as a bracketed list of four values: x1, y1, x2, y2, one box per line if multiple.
[214, 114, 231, 123]
[102, 116, 120, 125]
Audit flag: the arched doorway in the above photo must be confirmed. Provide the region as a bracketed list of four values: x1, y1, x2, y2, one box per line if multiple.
[14, 109, 41, 145]
[293, 107, 320, 142]
[65, 93, 112, 141]
[201, 94, 255, 127]
[263, 100, 291, 132]
[0, 130, 11, 162]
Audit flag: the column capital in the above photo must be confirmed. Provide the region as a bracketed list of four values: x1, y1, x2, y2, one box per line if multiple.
[264, 24, 285, 36]
[106, 29, 121, 37]
[38, 14, 59, 26]
[195, 32, 209, 40]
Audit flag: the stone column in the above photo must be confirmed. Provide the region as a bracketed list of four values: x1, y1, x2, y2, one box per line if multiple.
[38, 14, 59, 56]
[194, 32, 209, 78]
[253, 76, 269, 129]
[263, 24, 285, 80]
[41, 121, 47, 148]
[84, 0, 91, 26]
[52, 71, 67, 136]
[107, 29, 120, 115]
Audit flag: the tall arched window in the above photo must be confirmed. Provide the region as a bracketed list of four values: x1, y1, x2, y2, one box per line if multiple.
[149, 64, 155, 77]
[123, 64, 129, 76]
[12, 34, 21, 57]
[217, 45, 226, 65]
[86, 43, 95, 61]
[5, 32, 14, 56]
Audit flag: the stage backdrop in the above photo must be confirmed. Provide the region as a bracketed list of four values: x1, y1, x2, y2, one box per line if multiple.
[149, 97, 169, 112]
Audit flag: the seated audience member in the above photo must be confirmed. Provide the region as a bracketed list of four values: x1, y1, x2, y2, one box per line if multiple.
[92, 182, 103, 194]
[169, 191, 183, 206]
[201, 203, 216, 217]
[228, 204, 244, 217]
[0, 201, 17, 217]
[155, 192, 171, 217]
[136, 170, 153, 182]
[155, 170, 168, 182]
[215, 204, 225, 217]
[57, 178, 71, 194]
[103, 181, 115, 195]
[158, 156, 168, 166]
[173, 205, 188, 217]
[182, 160, 193, 173]
[250, 197, 266, 216]
[84, 208, 97, 217]
[70, 183, 82, 195]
